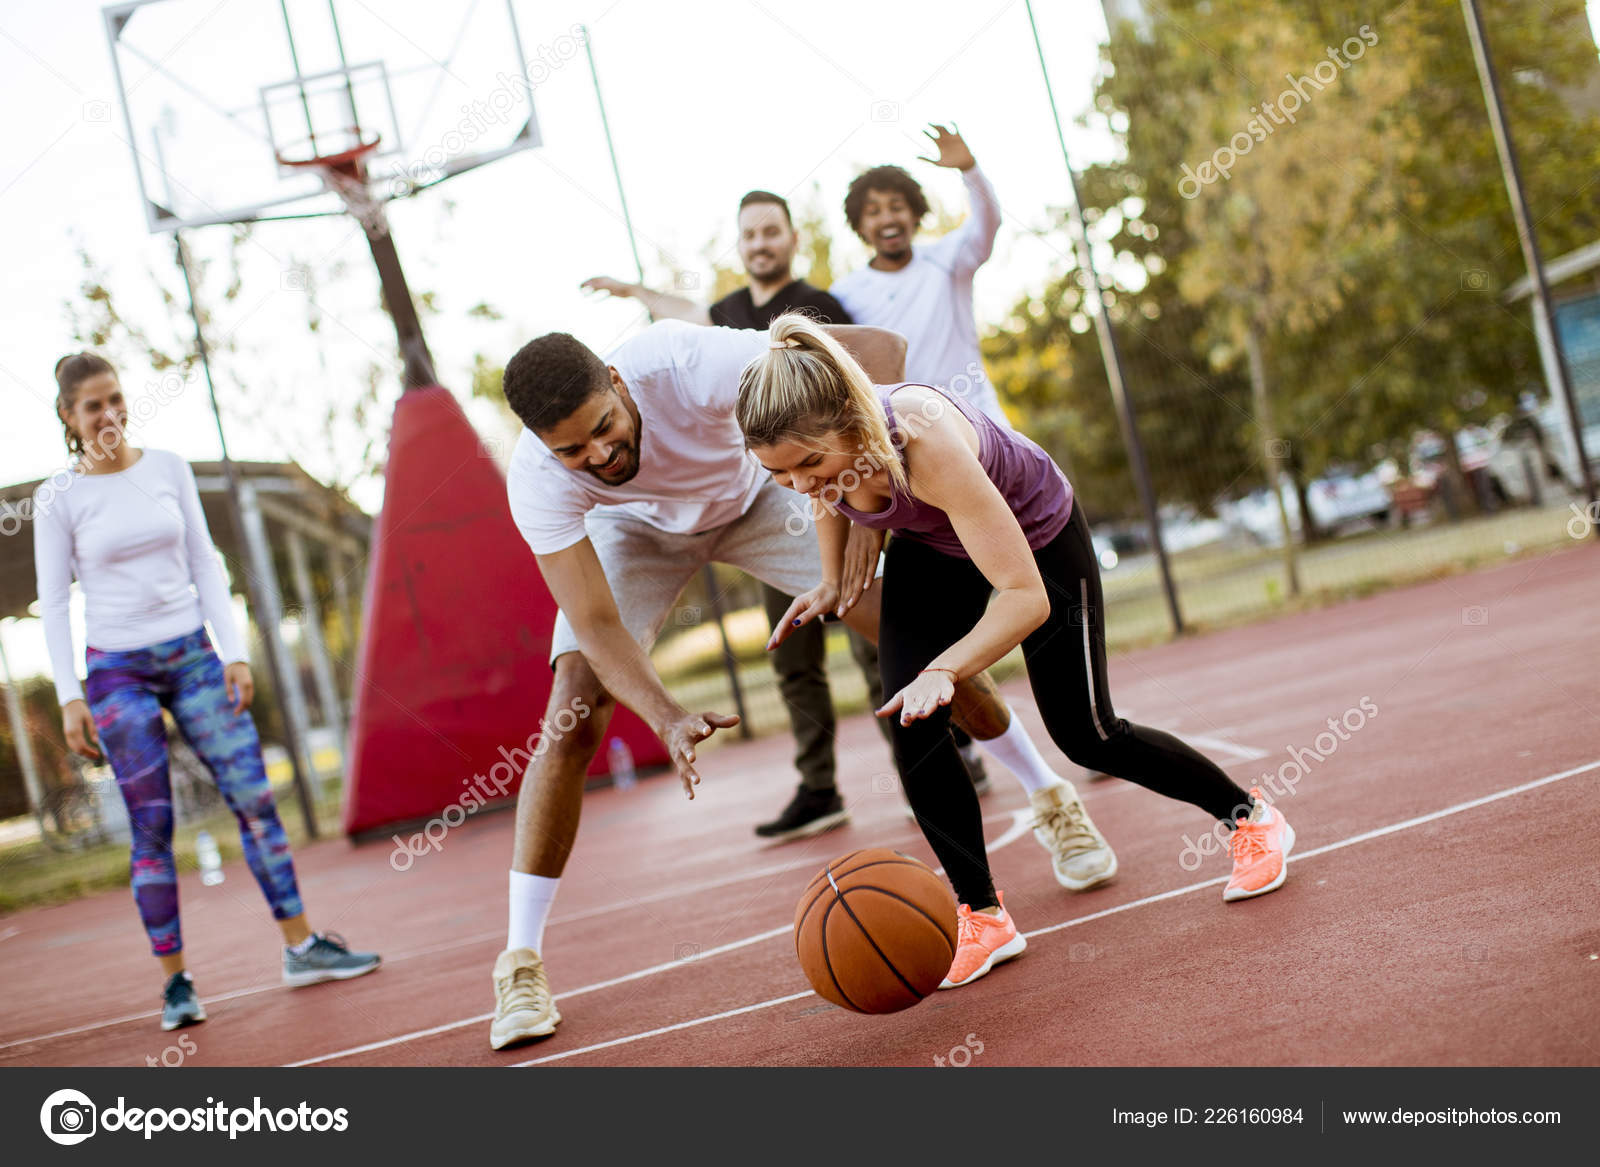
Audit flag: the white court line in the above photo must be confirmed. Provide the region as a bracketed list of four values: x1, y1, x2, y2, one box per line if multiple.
[286, 811, 1036, 1066]
[0, 807, 1019, 1056]
[513, 993, 815, 1067]
[500, 758, 1599, 1068]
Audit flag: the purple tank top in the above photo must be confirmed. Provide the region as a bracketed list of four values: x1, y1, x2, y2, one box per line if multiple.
[833, 384, 1074, 558]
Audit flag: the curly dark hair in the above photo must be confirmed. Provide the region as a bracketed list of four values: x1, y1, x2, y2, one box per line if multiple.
[53, 352, 116, 456]
[501, 333, 612, 433]
[843, 165, 929, 234]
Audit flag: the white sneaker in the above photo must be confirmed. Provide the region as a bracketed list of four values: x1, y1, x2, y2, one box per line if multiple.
[1030, 781, 1118, 891]
[490, 947, 560, 1050]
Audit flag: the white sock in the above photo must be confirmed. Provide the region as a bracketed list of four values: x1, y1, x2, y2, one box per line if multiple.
[978, 710, 1067, 796]
[507, 870, 561, 954]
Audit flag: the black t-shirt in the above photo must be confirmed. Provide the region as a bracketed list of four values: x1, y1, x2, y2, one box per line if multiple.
[708, 280, 852, 330]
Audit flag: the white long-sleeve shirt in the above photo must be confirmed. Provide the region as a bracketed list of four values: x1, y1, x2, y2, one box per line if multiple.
[831, 164, 1007, 425]
[32, 448, 248, 705]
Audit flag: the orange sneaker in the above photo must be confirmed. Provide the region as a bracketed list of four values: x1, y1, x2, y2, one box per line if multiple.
[1222, 789, 1295, 902]
[938, 893, 1027, 989]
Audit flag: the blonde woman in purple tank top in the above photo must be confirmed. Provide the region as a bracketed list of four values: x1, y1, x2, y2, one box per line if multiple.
[738, 315, 1296, 990]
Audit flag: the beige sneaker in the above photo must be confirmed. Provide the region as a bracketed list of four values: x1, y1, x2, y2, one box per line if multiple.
[490, 947, 561, 1050]
[1030, 781, 1118, 891]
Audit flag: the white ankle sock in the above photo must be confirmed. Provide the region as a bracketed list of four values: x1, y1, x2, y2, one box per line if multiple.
[507, 871, 561, 954]
[978, 711, 1066, 796]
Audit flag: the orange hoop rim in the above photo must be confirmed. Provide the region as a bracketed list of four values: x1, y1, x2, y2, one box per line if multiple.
[275, 131, 381, 181]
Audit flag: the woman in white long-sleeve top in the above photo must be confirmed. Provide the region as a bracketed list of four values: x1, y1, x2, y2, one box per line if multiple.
[35, 352, 380, 1031]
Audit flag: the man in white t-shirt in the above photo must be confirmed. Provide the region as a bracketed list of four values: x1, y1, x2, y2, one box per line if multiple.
[490, 319, 957, 1049]
[831, 125, 1008, 426]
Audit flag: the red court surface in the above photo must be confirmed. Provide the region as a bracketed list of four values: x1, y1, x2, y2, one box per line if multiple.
[3, 544, 1597, 1067]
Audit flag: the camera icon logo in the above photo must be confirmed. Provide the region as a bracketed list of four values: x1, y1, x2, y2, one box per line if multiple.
[40, 1088, 97, 1145]
[1461, 269, 1489, 291]
[870, 100, 901, 123]
[83, 100, 111, 123]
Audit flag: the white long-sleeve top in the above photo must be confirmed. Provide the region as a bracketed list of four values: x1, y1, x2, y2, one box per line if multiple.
[32, 448, 248, 706]
[830, 164, 1007, 425]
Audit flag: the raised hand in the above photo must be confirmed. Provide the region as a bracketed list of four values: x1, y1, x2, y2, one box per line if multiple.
[918, 123, 975, 172]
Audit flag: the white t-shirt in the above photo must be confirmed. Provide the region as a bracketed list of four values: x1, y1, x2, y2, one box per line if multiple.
[507, 320, 770, 555]
[32, 447, 248, 706]
[831, 165, 1008, 426]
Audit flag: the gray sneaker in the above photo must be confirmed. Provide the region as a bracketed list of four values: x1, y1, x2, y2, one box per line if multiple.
[283, 932, 381, 987]
[160, 970, 207, 1031]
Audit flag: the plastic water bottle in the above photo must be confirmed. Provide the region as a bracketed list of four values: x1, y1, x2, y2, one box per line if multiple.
[606, 737, 637, 791]
[196, 830, 225, 886]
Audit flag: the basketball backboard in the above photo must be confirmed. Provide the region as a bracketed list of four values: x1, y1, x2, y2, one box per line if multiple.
[103, 0, 549, 233]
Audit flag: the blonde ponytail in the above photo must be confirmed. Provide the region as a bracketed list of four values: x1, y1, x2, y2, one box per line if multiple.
[735, 312, 908, 492]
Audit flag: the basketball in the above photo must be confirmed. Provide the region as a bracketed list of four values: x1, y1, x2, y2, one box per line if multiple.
[793, 848, 959, 1014]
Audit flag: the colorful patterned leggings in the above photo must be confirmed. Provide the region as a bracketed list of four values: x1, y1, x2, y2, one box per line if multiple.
[86, 628, 303, 956]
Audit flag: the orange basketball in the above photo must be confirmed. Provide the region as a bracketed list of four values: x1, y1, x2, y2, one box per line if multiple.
[793, 848, 959, 1014]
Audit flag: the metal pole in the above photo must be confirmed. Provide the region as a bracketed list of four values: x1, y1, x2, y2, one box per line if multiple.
[286, 529, 348, 772]
[1460, 0, 1596, 514]
[173, 233, 320, 836]
[1025, 0, 1185, 632]
[0, 622, 46, 831]
[700, 566, 752, 739]
[583, 26, 646, 283]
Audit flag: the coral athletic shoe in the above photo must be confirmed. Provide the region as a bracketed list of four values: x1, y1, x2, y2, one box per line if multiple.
[1030, 780, 1118, 891]
[490, 947, 561, 1050]
[1223, 789, 1295, 902]
[938, 893, 1027, 989]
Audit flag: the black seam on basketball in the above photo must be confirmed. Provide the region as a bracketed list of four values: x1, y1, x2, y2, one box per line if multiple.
[829, 885, 922, 1000]
[818, 898, 861, 1012]
[846, 886, 959, 958]
[795, 858, 927, 934]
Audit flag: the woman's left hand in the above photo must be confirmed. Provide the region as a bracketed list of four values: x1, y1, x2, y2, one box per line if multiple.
[224, 662, 254, 714]
[877, 668, 956, 727]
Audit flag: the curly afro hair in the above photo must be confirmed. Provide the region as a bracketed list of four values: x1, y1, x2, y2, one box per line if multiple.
[843, 165, 928, 234]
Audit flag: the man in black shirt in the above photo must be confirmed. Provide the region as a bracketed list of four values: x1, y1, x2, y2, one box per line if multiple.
[581, 191, 849, 331]
[583, 191, 952, 841]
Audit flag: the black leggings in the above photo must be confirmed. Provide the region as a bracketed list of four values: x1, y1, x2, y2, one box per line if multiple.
[877, 502, 1254, 909]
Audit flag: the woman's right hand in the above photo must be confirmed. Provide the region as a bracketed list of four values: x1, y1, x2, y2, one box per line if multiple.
[767, 581, 841, 650]
[62, 699, 102, 762]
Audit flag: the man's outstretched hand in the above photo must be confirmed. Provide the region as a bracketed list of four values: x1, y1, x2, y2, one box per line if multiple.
[659, 710, 741, 799]
[918, 123, 975, 172]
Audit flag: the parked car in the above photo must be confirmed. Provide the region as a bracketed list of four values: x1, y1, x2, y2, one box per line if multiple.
[1218, 466, 1390, 546]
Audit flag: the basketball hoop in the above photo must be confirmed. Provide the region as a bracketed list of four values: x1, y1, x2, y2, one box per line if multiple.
[276, 129, 380, 182]
[277, 131, 384, 231]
